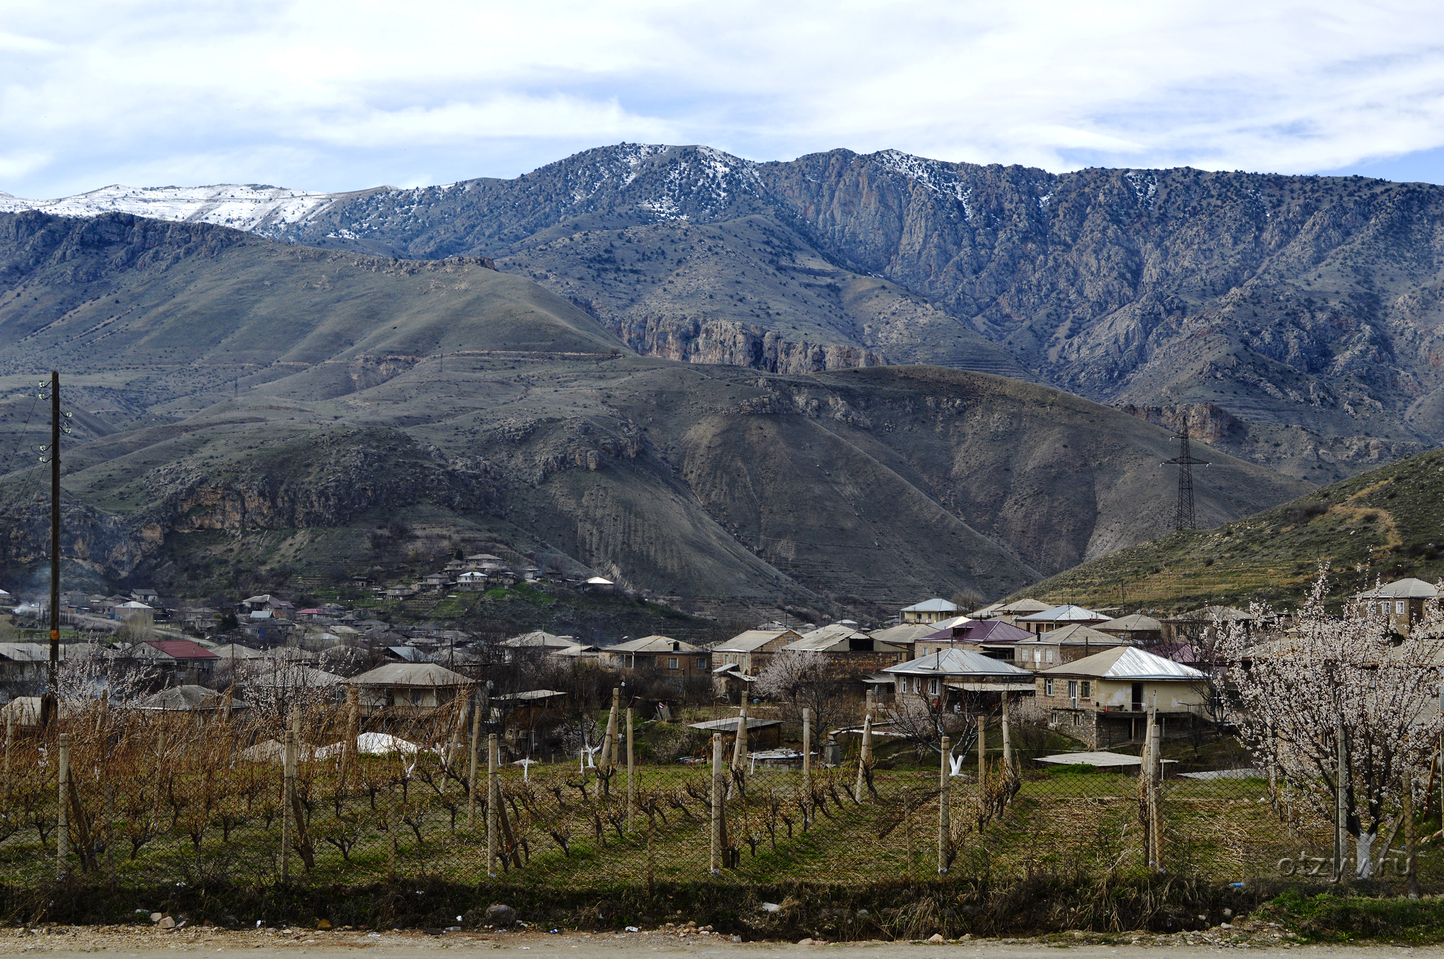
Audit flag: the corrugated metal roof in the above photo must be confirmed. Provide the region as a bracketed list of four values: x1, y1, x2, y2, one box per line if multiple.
[605, 635, 701, 653]
[884, 648, 1031, 677]
[902, 598, 959, 613]
[1016, 624, 1126, 647]
[1357, 578, 1440, 600]
[715, 629, 796, 652]
[1018, 604, 1111, 624]
[143, 639, 219, 660]
[347, 663, 472, 687]
[1039, 646, 1204, 681]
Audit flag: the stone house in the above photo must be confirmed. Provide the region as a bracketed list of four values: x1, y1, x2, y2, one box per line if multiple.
[1035, 646, 1209, 748]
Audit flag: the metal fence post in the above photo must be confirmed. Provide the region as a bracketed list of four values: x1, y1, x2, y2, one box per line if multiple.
[487, 732, 499, 878]
[282, 728, 296, 883]
[710, 733, 723, 876]
[938, 735, 950, 874]
[467, 692, 482, 831]
[57, 732, 69, 878]
[626, 706, 635, 830]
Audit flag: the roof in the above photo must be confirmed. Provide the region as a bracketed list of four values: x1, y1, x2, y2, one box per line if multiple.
[1037, 751, 1143, 769]
[604, 635, 701, 654]
[0, 642, 62, 663]
[141, 639, 219, 660]
[347, 663, 473, 687]
[688, 717, 782, 733]
[138, 685, 244, 711]
[503, 630, 579, 649]
[966, 602, 1006, 619]
[244, 665, 341, 688]
[871, 622, 946, 645]
[1357, 578, 1440, 600]
[585, 576, 614, 585]
[714, 628, 798, 652]
[1016, 623, 1127, 647]
[1017, 604, 1112, 624]
[902, 598, 959, 614]
[997, 599, 1051, 615]
[884, 648, 1032, 678]
[1168, 605, 1253, 623]
[1096, 614, 1164, 634]
[922, 620, 1032, 645]
[1039, 646, 1205, 681]
[211, 643, 265, 660]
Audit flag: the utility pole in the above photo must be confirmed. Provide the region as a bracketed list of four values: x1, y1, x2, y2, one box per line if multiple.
[1163, 413, 1209, 531]
[42, 371, 60, 726]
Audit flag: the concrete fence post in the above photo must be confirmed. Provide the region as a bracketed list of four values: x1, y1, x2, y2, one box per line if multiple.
[282, 728, 296, 883]
[710, 733, 724, 876]
[487, 733, 499, 878]
[938, 735, 950, 874]
[467, 692, 482, 831]
[801, 708, 811, 795]
[626, 706, 636, 830]
[854, 689, 873, 802]
[1336, 719, 1348, 882]
[57, 732, 69, 878]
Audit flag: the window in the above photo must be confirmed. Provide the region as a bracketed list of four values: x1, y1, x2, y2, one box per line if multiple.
[697, 657, 707, 669]
[1080, 681, 1091, 699]
[1046, 649, 1056, 662]
[667, 657, 679, 669]
[1045, 678, 1054, 696]
[1397, 601, 1406, 615]
[928, 678, 941, 696]
[897, 678, 906, 696]
[1067, 680, 1078, 700]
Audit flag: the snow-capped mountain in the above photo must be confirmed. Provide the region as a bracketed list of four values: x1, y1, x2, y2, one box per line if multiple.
[0, 183, 348, 236]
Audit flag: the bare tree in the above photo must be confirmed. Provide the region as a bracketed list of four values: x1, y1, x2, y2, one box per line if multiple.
[752, 650, 853, 735]
[887, 693, 977, 762]
[1218, 570, 1444, 878]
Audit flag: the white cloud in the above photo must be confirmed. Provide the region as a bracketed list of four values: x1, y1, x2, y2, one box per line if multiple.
[1, 0, 1443, 196]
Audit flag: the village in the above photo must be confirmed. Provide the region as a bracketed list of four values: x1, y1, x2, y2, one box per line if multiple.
[0, 551, 1436, 764]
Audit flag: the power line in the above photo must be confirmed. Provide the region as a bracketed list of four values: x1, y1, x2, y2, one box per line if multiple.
[1163, 414, 1209, 531]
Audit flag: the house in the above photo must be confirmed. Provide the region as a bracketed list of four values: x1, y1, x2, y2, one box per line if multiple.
[126, 639, 221, 684]
[345, 662, 472, 714]
[1355, 578, 1439, 635]
[870, 620, 952, 656]
[709, 627, 801, 676]
[137, 685, 246, 715]
[783, 624, 909, 669]
[241, 595, 294, 620]
[1012, 623, 1131, 671]
[1016, 604, 1112, 636]
[458, 570, 489, 590]
[993, 598, 1051, 623]
[600, 636, 710, 684]
[884, 647, 1033, 708]
[113, 601, 154, 621]
[1035, 646, 1209, 748]
[502, 631, 598, 660]
[1096, 613, 1164, 645]
[1163, 605, 1253, 645]
[914, 619, 1032, 662]
[130, 588, 160, 604]
[901, 598, 960, 624]
[0, 643, 65, 687]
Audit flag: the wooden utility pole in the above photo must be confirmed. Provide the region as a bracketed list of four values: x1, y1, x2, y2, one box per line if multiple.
[43, 371, 60, 727]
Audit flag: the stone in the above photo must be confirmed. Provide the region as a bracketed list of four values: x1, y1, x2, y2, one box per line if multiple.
[484, 904, 518, 926]
[157, 917, 176, 930]
[928, 934, 946, 943]
[149, 913, 162, 923]
[317, 920, 332, 930]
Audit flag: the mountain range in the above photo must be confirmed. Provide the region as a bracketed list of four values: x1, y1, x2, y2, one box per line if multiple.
[0, 209, 1308, 618]
[9, 143, 1444, 487]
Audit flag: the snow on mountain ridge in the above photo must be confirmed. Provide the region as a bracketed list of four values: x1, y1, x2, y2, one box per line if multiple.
[0, 183, 341, 235]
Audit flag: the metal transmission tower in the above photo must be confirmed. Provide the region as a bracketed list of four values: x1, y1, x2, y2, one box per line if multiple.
[1164, 414, 1209, 531]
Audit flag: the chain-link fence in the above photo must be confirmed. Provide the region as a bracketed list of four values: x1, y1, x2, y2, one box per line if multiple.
[0, 690, 1437, 897]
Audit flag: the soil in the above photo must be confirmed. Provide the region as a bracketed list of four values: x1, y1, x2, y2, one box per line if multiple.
[0, 921, 1413, 958]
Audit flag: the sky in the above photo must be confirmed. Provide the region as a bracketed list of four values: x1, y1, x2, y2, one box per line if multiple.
[2, 0, 1444, 198]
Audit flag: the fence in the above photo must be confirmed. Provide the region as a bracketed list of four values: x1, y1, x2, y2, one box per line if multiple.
[0, 688, 1438, 899]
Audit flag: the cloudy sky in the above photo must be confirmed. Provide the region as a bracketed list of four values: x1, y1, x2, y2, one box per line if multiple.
[3, 0, 1443, 198]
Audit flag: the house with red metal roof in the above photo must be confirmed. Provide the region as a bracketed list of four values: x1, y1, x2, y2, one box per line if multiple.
[127, 639, 220, 685]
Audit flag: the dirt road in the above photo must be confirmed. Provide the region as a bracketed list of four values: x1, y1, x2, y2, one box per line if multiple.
[0, 925, 1435, 958]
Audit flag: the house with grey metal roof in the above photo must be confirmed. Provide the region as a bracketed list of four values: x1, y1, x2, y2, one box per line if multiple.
[710, 627, 801, 676]
[1356, 577, 1440, 635]
[884, 647, 1032, 707]
[1012, 623, 1130, 671]
[1036, 646, 1209, 748]
[901, 598, 960, 624]
[1016, 604, 1112, 635]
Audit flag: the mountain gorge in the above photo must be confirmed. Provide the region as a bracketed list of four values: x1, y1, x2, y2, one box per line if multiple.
[0, 210, 1308, 616]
